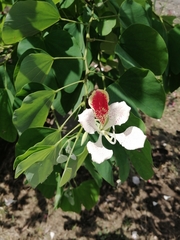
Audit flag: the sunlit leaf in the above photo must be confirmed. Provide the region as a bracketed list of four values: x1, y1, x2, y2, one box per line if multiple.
[60, 179, 99, 212]
[77, 180, 99, 210]
[14, 130, 61, 188]
[60, 148, 88, 187]
[96, 12, 116, 36]
[120, 24, 168, 75]
[119, 0, 151, 28]
[15, 127, 56, 156]
[60, 0, 74, 8]
[93, 160, 114, 186]
[15, 146, 55, 178]
[15, 53, 54, 93]
[60, 188, 81, 213]
[2, 1, 60, 44]
[64, 23, 85, 54]
[13, 90, 55, 134]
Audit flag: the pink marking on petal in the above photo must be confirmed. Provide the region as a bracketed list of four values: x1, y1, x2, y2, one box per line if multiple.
[88, 89, 109, 125]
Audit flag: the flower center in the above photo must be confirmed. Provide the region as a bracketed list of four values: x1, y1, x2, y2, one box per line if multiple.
[88, 89, 109, 125]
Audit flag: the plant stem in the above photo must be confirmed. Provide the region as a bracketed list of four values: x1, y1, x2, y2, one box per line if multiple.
[60, 103, 83, 130]
[55, 80, 84, 93]
[53, 56, 84, 60]
[61, 17, 84, 25]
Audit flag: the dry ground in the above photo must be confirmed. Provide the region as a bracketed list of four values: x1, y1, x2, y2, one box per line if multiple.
[0, 90, 180, 240]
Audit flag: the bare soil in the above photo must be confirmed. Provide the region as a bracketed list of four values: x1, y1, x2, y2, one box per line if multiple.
[0, 89, 180, 240]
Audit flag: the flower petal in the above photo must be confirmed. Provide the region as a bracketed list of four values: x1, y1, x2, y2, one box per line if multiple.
[78, 108, 98, 134]
[88, 89, 109, 125]
[104, 102, 131, 129]
[87, 136, 113, 164]
[116, 126, 146, 150]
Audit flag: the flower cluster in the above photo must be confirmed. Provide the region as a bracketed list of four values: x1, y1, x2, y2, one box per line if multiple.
[78, 89, 146, 164]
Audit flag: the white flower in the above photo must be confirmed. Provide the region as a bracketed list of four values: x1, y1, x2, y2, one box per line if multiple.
[78, 89, 146, 164]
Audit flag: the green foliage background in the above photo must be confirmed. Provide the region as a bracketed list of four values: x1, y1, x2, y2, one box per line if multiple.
[0, 0, 178, 213]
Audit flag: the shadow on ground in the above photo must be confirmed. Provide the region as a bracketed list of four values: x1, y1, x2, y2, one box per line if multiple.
[0, 124, 180, 239]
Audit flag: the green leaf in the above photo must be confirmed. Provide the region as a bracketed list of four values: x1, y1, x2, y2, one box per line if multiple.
[162, 15, 176, 26]
[96, 12, 116, 36]
[59, 168, 72, 187]
[60, 148, 88, 187]
[54, 84, 83, 116]
[115, 44, 141, 70]
[77, 180, 99, 210]
[120, 67, 165, 118]
[14, 128, 61, 168]
[55, 81, 93, 116]
[15, 127, 56, 156]
[13, 48, 44, 83]
[109, 0, 124, 9]
[15, 145, 55, 178]
[44, 29, 83, 93]
[114, 67, 165, 118]
[37, 171, 58, 199]
[13, 90, 55, 134]
[72, 81, 94, 111]
[168, 25, 180, 75]
[123, 112, 146, 131]
[118, 156, 130, 183]
[15, 53, 54, 93]
[164, 70, 180, 93]
[119, 0, 151, 28]
[0, 88, 17, 142]
[0, 65, 15, 95]
[52, 0, 60, 4]
[93, 160, 114, 186]
[17, 35, 46, 56]
[134, 0, 147, 6]
[120, 24, 168, 75]
[60, 188, 81, 213]
[16, 82, 50, 99]
[14, 130, 61, 187]
[127, 140, 154, 180]
[2, 1, 60, 44]
[60, 0, 74, 9]
[60, 180, 99, 212]
[107, 81, 141, 117]
[113, 144, 130, 183]
[151, 15, 168, 42]
[100, 32, 118, 55]
[54, 173, 62, 209]
[24, 151, 58, 189]
[64, 23, 85, 54]
[84, 156, 102, 187]
[100, 132, 130, 184]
